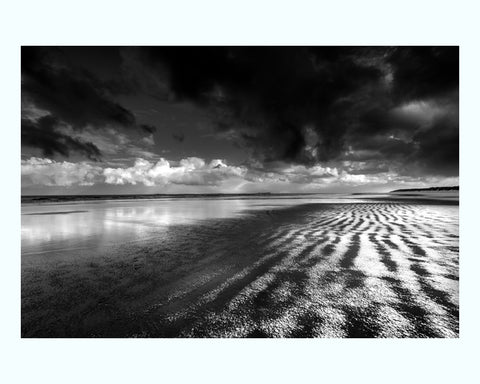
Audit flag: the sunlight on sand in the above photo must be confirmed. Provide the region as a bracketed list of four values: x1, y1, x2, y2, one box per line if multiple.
[21, 197, 459, 338]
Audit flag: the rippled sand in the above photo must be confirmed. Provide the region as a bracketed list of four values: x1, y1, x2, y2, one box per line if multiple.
[22, 201, 459, 337]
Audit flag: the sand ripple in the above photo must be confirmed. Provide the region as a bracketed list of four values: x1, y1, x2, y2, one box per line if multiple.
[21, 202, 459, 338]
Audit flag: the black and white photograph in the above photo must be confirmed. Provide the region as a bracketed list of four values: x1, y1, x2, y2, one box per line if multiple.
[21, 46, 459, 338]
[2, 1, 479, 383]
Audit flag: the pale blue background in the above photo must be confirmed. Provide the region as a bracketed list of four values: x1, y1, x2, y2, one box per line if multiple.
[1, 1, 477, 383]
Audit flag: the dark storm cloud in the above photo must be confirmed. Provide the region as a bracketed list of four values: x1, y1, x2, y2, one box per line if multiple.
[140, 124, 157, 134]
[172, 132, 185, 142]
[21, 115, 101, 160]
[131, 46, 458, 176]
[387, 46, 459, 102]
[22, 47, 136, 129]
[407, 116, 459, 176]
[21, 47, 147, 159]
[136, 47, 382, 163]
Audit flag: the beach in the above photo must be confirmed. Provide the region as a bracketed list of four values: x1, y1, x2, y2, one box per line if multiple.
[21, 196, 459, 337]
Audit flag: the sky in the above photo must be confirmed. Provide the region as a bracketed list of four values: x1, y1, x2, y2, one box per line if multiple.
[21, 46, 459, 195]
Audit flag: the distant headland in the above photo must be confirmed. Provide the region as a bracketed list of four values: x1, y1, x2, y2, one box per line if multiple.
[390, 186, 459, 193]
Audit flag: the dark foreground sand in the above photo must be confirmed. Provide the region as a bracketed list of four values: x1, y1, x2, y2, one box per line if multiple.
[22, 201, 459, 337]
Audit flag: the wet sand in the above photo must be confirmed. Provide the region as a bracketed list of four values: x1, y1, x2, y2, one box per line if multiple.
[21, 201, 459, 338]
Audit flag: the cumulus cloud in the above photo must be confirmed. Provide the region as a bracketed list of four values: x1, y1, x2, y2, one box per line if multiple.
[339, 172, 385, 185]
[244, 163, 339, 184]
[22, 156, 342, 188]
[22, 155, 456, 192]
[21, 157, 103, 186]
[103, 157, 247, 186]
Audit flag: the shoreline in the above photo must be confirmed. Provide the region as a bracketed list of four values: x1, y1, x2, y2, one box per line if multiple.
[21, 192, 459, 206]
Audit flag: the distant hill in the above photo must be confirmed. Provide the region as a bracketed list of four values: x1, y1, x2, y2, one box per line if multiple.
[390, 186, 459, 193]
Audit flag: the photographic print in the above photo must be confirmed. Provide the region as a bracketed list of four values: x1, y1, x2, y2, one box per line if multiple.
[21, 46, 459, 338]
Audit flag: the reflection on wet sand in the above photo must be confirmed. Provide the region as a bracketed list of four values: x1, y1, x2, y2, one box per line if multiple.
[21, 199, 250, 253]
[21, 199, 459, 338]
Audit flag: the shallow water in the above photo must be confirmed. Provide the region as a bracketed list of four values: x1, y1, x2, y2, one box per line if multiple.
[21, 196, 459, 338]
[21, 195, 379, 255]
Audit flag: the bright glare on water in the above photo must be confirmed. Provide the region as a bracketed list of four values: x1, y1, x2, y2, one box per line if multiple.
[21, 196, 347, 254]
